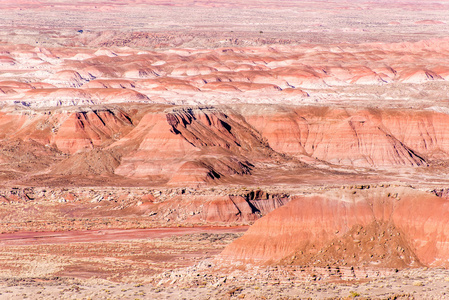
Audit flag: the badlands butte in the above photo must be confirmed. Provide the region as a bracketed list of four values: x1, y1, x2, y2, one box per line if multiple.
[2, 0, 449, 299]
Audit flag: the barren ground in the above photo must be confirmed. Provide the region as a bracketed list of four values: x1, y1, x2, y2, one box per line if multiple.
[2, 0, 449, 299]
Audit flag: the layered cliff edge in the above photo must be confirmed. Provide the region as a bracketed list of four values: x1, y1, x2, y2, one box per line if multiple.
[1, 104, 449, 186]
[219, 186, 449, 269]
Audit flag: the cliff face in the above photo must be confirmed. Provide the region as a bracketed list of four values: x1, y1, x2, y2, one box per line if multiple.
[0, 186, 289, 232]
[0, 107, 133, 154]
[220, 186, 449, 268]
[243, 106, 449, 167]
[1, 104, 449, 185]
[144, 191, 290, 224]
[112, 106, 272, 185]
[2, 39, 449, 185]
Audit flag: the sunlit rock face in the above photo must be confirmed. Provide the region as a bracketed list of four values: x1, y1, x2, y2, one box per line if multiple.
[220, 186, 449, 268]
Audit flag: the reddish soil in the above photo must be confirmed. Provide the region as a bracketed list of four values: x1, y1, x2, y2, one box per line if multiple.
[0, 226, 248, 246]
[1, 1, 449, 299]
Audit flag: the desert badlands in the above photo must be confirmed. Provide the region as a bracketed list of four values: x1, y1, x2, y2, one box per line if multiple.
[2, 0, 449, 299]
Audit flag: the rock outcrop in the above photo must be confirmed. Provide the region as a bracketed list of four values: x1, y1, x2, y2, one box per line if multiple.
[144, 191, 289, 224]
[220, 186, 449, 268]
[112, 106, 272, 184]
[1, 104, 449, 185]
[243, 106, 435, 167]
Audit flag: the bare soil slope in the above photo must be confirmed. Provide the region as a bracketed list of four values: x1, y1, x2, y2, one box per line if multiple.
[221, 186, 449, 269]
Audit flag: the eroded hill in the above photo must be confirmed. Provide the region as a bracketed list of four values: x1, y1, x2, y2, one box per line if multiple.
[1, 104, 449, 187]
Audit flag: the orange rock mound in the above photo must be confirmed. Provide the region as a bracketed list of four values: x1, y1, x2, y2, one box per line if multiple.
[220, 186, 449, 268]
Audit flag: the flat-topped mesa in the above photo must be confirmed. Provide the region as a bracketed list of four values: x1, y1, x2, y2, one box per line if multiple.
[219, 186, 449, 269]
[1, 104, 449, 186]
[240, 106, 449, 167]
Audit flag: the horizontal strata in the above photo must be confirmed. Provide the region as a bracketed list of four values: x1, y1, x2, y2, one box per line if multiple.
[0, 104, 448, 186]
[219, 186, 449, 268]
[1, 39, 449, 107]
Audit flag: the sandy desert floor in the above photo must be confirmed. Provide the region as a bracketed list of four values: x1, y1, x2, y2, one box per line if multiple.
[1, 226, 449, 299]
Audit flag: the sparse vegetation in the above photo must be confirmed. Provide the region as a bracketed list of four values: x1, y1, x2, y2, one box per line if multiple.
[349, 291, 361, 298]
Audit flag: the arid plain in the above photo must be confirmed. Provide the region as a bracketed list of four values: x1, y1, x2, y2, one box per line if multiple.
[1, 0, 449, 299]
